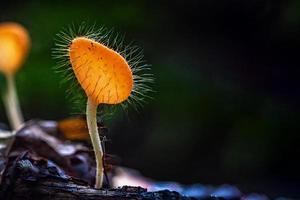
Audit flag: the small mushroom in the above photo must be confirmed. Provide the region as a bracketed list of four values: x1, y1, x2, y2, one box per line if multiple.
[53, 24, 153, 188]
[0, 22, 30, 130]
[70, 37, 133, 188]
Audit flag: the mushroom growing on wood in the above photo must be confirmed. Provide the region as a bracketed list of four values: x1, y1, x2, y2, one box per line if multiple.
[53, 24, 153, 188]
[0, 22, 30, 130]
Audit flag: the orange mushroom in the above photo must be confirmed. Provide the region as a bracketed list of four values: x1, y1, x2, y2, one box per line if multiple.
[0, 22, 30, 75]
[0, 22, 30, 130]
[69, 37, 133, 105]
[53, 24, 153, 188]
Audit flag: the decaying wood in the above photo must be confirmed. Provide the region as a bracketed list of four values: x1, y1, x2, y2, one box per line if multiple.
[0, 151, 194, 200]
[8, 180, 193, 200]
[0, 121, 195, 200]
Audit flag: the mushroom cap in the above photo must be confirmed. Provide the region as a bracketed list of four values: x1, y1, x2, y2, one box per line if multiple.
[69, 37, 133, 105]
[0, 22, 30, 75]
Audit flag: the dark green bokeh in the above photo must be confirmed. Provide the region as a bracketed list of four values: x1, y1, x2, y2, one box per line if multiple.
[1, 0, 299, 197]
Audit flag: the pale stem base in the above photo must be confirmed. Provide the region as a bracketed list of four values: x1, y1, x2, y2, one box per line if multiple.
[3, 74, 24, 130]
[86, 97, 104, 189]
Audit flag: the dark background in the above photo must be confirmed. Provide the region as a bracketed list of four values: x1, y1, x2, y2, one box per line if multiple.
[1, 0, 299, 198]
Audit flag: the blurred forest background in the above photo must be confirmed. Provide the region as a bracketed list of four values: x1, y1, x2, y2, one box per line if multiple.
[0, 0, 299, 198]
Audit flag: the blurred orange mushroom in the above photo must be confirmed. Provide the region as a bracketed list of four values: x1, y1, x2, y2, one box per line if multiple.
[0, 22, 30, 130]
[0, 22, 30, 75]
[58, 117, 90, 141]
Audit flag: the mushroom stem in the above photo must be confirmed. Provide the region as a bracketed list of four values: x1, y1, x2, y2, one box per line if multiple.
[86, 97, 103, 189]
[2, 73, 24, 130]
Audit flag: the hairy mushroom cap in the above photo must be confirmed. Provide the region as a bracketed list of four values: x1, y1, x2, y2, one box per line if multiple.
[0, 22, 30, 75]
[69, 37, 133, 105]
[53, 24, 154, 113]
